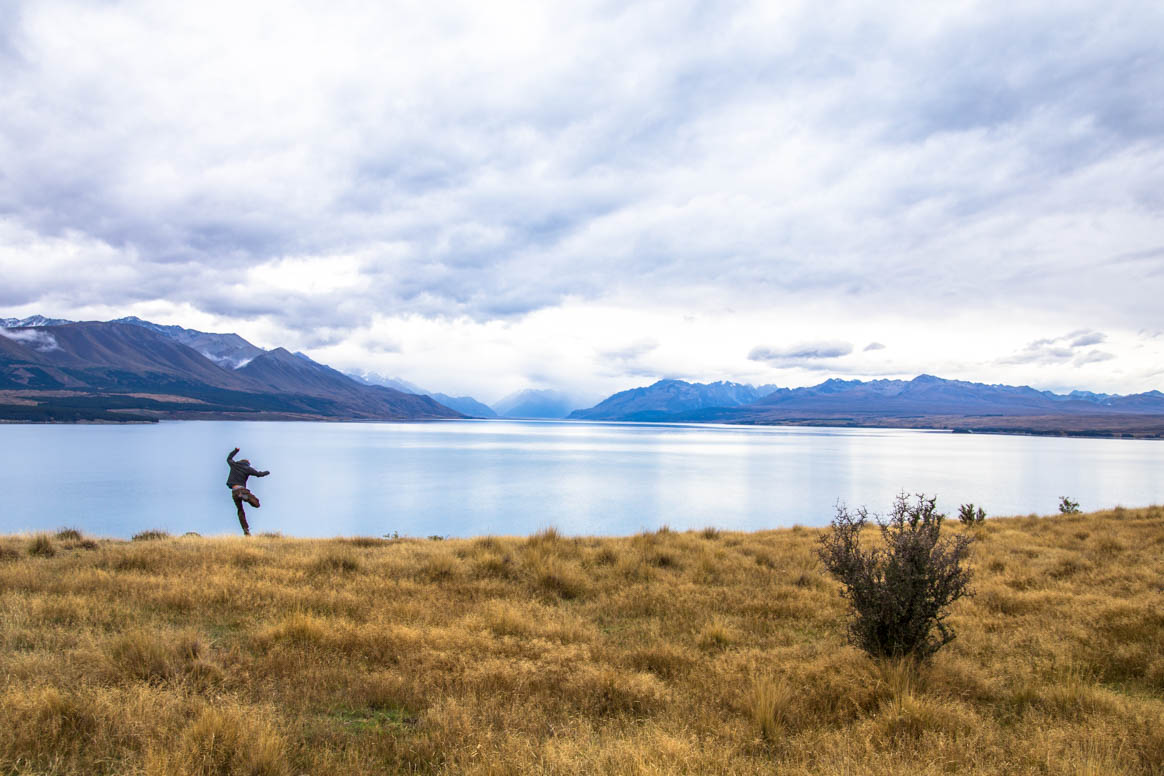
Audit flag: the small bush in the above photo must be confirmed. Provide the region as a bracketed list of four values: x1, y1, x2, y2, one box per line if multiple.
[958, 503, 986, 525]
[132, 530, 170, 542]
[55, 528, 83, 542]
[28, 534, 56, 558]
[818, 493, 973, 662]
[1059, 496, 1081, 514]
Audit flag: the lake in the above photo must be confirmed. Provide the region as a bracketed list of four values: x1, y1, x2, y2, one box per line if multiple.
[1, 419, 1162, 538]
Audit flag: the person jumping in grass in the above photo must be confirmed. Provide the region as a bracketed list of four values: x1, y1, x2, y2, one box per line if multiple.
[226, 447, 269, 536]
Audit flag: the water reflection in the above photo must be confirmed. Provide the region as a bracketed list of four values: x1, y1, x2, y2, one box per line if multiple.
[1, 419, 1161, 538]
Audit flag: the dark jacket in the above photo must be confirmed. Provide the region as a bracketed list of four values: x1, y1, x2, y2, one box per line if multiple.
[227, 448, 269, 488]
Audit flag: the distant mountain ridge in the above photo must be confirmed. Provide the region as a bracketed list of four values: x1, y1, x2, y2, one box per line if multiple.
[9, 314, 1164, 434]
[113, 316, 265, 368]
[347, 371, 428, 395]
[3, 315, 266, 369]
[0, 317, 462, 422]
[494, 389, 579, 419]
[568, 376, 1164, 436]
[730, 374, 1164, 418]
[429, 394, 498, 418]
[569, 379, 779, 421]
[347, 372, 498, 418]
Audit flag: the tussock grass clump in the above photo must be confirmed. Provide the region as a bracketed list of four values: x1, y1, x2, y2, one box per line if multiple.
[420, 552, 458, 582]
[109, 549, 160, 573]
[27, 533, 55, 557]
[1, 509, 1162, 774]
[696, 618, 738, 651]
[105, 628, 206, 684]
[149, 703, 289, 776]
[341, 536, 386, 548]
[747, 676, 797, 740]
[132, 530, 170, 542]
[533, 558, 588, 599]
[311, 549, 361, 575]
[624, 643, 694, 679]
[0, 686, 99, 765]
[55, 527, 83, 542]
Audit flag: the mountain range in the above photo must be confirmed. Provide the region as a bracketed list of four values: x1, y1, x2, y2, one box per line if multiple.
[493, 389, 579, 419]
[6, 314, 1164, 436]
[567, 376, 1164, 437]
[569, 379, 779, 421]
[347, 372, 578, 420]
[0, 317, 462, 422]
[347, 372, 499, 418]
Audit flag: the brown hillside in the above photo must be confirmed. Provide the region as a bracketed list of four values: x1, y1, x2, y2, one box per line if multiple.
[1, 509, 1162, 774]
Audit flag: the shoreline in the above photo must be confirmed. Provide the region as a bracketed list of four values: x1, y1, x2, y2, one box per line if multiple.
[3, 412, 1164, 439]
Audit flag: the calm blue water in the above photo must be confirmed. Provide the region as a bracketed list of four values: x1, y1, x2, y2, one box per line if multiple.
[1, 419, 1161, 538]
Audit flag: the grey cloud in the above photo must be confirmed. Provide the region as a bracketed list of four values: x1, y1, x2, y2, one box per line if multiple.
[1001, 331, 1113, 366]
[358, 338, 402, 355]
[595, 340, 660, 379]
[600, 341, 659, 362]
[1073, 350, 1115, 366]
[1000, 345, 1072, 366]
[863, 342, 886, 351]
[748, 341, 853, 364]
[1069, 331, 1107, 348]
[0, 0, 1162, 343]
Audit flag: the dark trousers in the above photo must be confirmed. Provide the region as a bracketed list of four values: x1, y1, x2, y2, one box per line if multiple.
[230, 486, 260, 535]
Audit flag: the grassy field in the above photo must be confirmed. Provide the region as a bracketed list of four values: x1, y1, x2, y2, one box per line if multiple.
[1, 507, 1162, 775]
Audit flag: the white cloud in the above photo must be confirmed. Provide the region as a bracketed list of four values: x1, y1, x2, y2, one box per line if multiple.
[0, 1, 1163, 396]
[0, 326, 60, 351]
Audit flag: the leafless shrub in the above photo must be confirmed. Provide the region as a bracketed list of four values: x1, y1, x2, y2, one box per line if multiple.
[818, 493, 973, 662]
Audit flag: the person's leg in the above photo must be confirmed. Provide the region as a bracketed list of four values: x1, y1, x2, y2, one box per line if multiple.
[233, 493, 251, 536]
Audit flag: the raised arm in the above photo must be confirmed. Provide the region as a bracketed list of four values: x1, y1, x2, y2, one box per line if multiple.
[227, 447, 240, 463]
[255, 470, 270, 477]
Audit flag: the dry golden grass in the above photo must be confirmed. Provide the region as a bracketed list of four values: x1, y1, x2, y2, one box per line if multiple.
[1, 507, 1162, 775]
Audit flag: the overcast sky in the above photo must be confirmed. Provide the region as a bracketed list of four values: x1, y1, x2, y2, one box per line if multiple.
[2, 0, 1163, 403]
